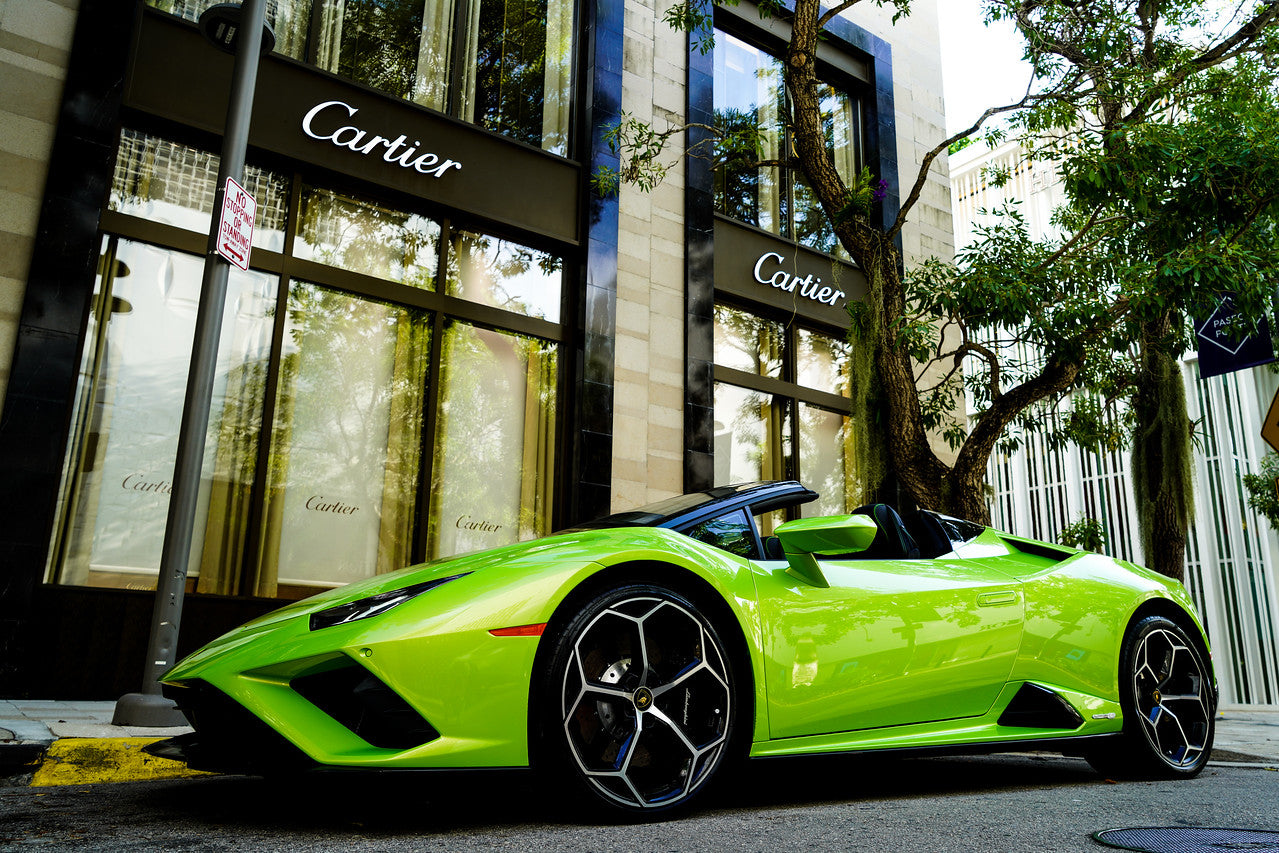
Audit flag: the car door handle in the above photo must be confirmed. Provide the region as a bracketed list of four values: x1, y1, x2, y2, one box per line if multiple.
[977, 590, 1019, 607]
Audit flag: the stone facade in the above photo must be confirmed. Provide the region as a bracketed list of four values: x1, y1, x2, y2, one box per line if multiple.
[0, 0, 77, 419]
[612, 0, 691, 509]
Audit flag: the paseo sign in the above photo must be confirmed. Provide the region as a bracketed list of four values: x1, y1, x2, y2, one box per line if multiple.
[302, 100, 463, 178]
[751, 251, 847, 308]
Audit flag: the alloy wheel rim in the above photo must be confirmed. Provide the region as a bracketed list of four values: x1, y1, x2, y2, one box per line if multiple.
[560, 595, 731, 809]
[1131, 627, 1211, 768]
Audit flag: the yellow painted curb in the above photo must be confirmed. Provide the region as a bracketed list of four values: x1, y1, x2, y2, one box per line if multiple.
[29, 738, 213, 786]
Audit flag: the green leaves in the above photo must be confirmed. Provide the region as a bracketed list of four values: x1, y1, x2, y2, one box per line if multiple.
[1242, 452, 1279, 529]
[1058, 516, 1109, 552]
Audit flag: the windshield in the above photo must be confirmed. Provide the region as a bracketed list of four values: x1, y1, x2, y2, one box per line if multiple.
[566, 492, 723, 530]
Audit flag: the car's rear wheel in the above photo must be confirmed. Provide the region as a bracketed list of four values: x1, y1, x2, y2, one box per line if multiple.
[541, 583, 740, 815]
[1088, 615, 1215, 778]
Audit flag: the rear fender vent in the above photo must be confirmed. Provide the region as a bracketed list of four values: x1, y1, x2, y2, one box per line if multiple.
[292, 662, 440, 750]
[998, 683, 1085, 730]
[999, 536, 1077, 563]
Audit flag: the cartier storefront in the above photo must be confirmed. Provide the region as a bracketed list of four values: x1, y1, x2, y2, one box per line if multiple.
[1, 0, 899, 698]
[0, 0, 621, 696]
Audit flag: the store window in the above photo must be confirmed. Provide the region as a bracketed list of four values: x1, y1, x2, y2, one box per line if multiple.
[712, 28, 864, 255]
[429, 323, 557, 557]
[150, 0, 575, 155]
[254, 283, 431, 595]
[712, 303, 854, 521]
[48, 237, 278, 591]
[47, 129, 563, 597]
[294, 185, 441, 287]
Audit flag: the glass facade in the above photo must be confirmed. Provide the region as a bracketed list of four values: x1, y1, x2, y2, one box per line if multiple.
[149, 0, 575, 155]
[712, 303, 855, 521]
[48, 237, 278, 591]
[712, 28, 864, 255]
[47, 130, 563, 597]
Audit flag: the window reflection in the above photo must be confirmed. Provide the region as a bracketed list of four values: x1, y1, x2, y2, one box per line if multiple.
[713, 382, 791, 487]
[319, 0, 425, 101]
[56, 127, 567, 596]
[48, 239, 277, 590]
[713, 28, 863, 255]
[294, 185, 441, 289]
[687, 509, 756, 558]
[714, 32, 784, 234]
[430, 322, 557, 558]
[257, 283, 430, 594]
[712, 307, 856, 516]
[799, 403, 854, 517]
[147, 0, 574, 155]
[714, 304, 783, 378]
[797, 327, 851, 396]
[447, 230, 562, 322]
[111, 129, 289, 252]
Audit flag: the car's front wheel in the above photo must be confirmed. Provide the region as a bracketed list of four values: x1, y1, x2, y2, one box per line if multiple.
[1089, 615, 1215, 778]
[541, 583, 740, 815]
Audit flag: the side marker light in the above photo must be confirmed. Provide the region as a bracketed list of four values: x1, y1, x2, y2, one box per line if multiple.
[490, 623, 547, 637]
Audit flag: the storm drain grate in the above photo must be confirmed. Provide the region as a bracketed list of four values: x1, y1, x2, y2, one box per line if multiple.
[1094, 827, 1279, 852]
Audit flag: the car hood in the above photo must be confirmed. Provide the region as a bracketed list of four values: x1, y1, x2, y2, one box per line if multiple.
[168, 527, 704, 673]
[248, 529, 633, 628]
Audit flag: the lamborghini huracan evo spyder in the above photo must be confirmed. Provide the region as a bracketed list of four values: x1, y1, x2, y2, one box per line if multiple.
[150, 481, 1216, 814]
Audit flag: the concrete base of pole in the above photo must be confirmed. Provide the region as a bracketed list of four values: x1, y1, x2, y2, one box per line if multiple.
[112, 692, 187, 728]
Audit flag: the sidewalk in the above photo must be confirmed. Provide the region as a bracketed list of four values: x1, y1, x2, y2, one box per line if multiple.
[2, 700, 1276, 787]
[0, 699, 205, 787]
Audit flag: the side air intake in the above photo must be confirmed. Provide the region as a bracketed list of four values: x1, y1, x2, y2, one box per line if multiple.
[998, 683, 1085, 730]
[292, 662, 439, 750]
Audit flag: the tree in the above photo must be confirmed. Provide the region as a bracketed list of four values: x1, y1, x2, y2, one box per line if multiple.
[977, 12, 1279, 580]
[607, 0, 1279, 579]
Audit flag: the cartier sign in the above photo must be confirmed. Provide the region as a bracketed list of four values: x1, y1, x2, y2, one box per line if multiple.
[302, 100, 463, 178]
[752, 251, 846, 308]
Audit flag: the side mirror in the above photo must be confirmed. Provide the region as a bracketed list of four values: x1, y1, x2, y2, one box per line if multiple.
[774, 514, 878, 588]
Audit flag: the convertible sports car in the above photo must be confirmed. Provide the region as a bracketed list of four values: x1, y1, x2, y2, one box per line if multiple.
[152, 481, 1216, 814]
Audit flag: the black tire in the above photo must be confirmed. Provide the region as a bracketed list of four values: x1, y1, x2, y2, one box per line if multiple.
[1088, 615, 1215, 778]
[538, 582, 742, 815]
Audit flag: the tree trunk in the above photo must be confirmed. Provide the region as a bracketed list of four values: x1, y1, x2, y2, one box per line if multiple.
[781, 0, 1086, 530]
[1131, 317, 1193, 582]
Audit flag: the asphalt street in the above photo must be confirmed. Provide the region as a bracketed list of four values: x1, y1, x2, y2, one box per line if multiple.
[2, 753, 1276, 852]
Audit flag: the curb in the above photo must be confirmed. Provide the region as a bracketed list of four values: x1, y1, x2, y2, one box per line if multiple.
[3, 737, 211, 787]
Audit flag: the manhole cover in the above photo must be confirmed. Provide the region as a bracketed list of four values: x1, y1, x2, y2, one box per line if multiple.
[1094, 828, 1279, 852]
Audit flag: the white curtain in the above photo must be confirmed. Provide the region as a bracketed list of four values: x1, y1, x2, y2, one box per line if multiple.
[456, 0, 482, 122]
[829, 91, 860, 187]
[415, 0, 458, 111]
[316, 0, 346, 73]
[542, 0, 574, 155]
[757, 60, 783, 234]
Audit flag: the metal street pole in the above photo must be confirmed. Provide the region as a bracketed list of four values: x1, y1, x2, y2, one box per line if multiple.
[114, 0, 272, 727]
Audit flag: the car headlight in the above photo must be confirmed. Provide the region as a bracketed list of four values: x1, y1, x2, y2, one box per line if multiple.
[309, 573, 470, 631]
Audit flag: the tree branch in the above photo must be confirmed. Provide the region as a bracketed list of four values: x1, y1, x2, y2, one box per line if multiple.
[818, 0, 870, 30]
[887, 66, 1088, 242]
[1124, 0, 1279, 123]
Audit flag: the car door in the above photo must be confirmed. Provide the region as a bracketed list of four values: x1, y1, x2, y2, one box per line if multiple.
[753, 553, 1025, 739]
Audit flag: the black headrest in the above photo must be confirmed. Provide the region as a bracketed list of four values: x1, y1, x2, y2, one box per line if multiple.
[851, 504, 921, 559]
[900, 510, 954, 559]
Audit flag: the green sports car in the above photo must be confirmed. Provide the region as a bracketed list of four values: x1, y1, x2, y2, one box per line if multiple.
[151, 481, 1216, 814]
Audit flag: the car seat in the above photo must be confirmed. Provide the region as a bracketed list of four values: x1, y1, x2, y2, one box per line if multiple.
[899, 509, 954, 559]
[849, 504, 921, 559]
